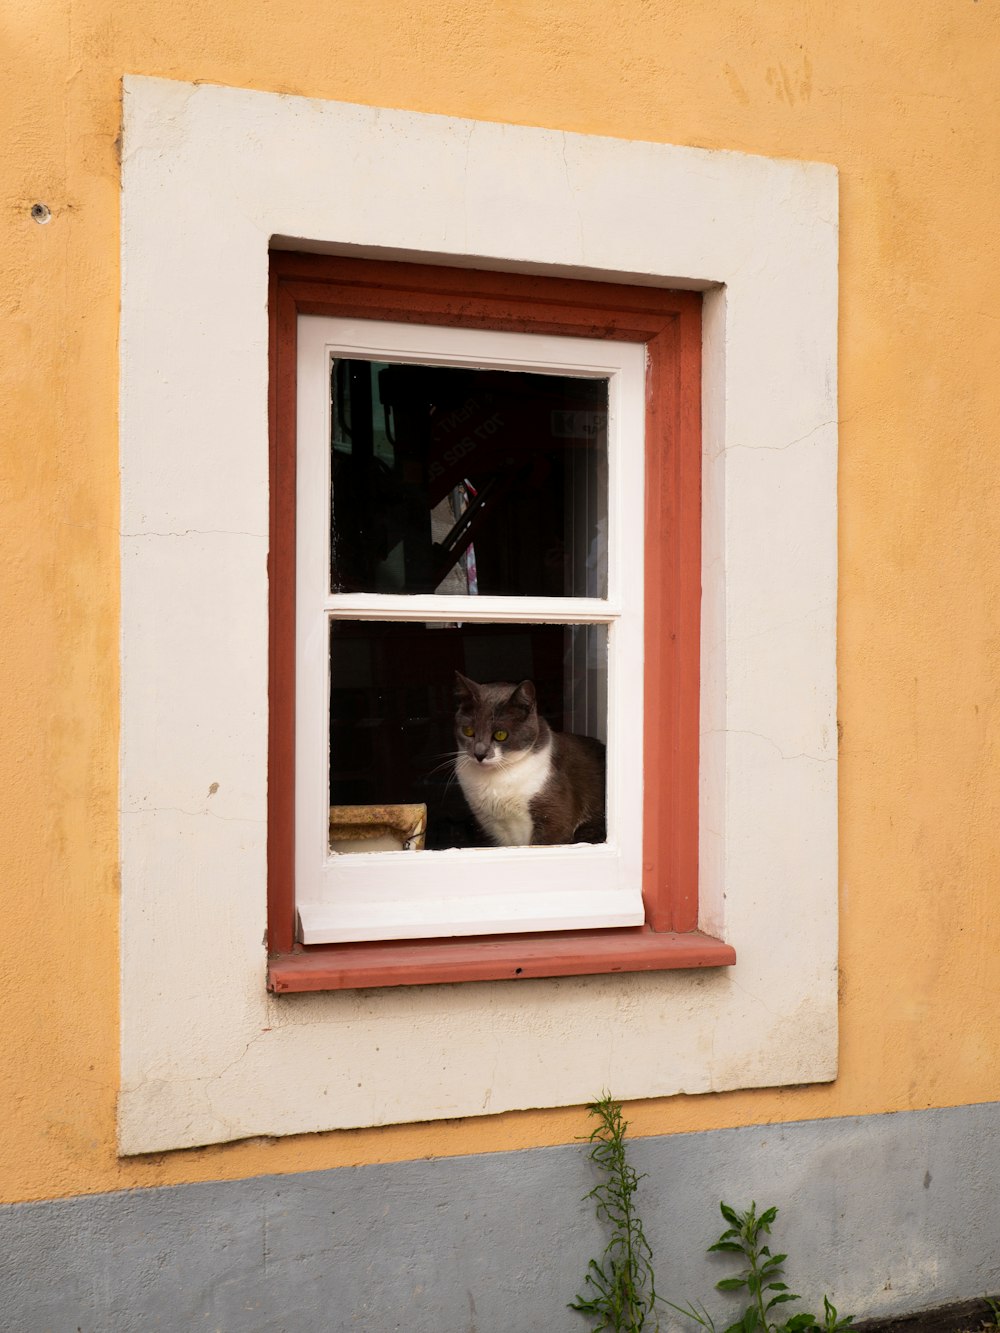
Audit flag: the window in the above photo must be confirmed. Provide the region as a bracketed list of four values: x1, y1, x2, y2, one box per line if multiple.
[119, 77, 837, 1154]
[268, 254, 734, 988]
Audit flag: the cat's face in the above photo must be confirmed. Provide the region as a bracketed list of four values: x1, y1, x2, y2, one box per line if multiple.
[454, 673, 541, 767]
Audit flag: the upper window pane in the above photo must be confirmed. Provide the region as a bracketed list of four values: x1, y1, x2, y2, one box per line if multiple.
[330, 359, 609, 598]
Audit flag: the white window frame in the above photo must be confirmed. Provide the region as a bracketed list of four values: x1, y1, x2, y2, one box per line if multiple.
[295, 317, 646, 943]
[119, 76, 838, 1155]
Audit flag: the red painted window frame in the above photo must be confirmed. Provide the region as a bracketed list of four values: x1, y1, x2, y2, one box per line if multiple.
[267, 252, 734, 992]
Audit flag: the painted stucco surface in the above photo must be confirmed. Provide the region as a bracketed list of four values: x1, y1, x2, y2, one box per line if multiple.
[115, 78, 837, 1154]
[2, 0, 1000, 1199]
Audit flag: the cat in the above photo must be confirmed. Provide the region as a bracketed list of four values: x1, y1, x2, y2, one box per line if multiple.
[453, 672, 606, 847]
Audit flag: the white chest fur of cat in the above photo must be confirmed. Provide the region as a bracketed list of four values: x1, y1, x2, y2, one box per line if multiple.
[455, 740, 553, 846]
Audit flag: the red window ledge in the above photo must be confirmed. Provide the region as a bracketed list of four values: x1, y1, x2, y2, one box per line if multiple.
[268, 927, 735, 993]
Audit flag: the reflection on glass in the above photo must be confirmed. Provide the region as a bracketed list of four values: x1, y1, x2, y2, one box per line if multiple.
[328, 621, 608, 851]
[330, 361, 609, 598]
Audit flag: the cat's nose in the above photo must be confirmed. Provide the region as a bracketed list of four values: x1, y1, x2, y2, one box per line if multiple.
[474, 746, 489, 762]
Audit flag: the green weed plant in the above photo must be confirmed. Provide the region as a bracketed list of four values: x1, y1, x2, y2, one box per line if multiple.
[570, 1094, 662, 1332]
[571, 1098, 853, 1333]
[668, 1202, 853, 1333]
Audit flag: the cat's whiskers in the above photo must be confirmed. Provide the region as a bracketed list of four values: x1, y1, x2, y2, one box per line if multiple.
[427, 750, 463, 779]
[428, 749, 465, 797]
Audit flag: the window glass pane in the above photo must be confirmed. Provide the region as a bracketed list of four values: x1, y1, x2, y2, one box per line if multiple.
[328, 620, 608, 850]
[330, 360, 609, 598]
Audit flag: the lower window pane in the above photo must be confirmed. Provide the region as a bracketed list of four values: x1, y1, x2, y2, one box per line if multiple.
[328, 620, 608, 851]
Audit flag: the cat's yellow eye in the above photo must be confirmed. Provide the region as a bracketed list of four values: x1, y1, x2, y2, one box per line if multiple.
[493, 729, 509, 742]
[462, 725, 474, 737]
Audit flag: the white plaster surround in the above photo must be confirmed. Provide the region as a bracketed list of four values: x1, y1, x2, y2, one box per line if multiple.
[119, 75, 838, 1154]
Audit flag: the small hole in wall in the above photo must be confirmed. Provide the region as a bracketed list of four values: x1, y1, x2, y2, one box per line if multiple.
[515, 967, 523, 974]
[31, 203, 51, 224]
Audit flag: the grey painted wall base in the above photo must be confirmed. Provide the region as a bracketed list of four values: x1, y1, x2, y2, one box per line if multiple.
[3, 1102, 999, 1333]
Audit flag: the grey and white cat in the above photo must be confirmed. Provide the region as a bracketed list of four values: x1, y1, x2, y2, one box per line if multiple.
[453, 672, 606, 847]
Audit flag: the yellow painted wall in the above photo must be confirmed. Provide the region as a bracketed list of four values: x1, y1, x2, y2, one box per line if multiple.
[3, 0, 1000, 1204]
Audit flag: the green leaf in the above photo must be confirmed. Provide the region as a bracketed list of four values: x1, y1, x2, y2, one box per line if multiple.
[765, 1283, 790, 1293]
[720, 1203, 741, 1226]
[665, 1299, 716, 1330]
[717, 1277, 749, 1292]
[821, 1296, 855, 1333]
[725, 1311, 757, 1333]
[783, 1314, 818, 1332]
[766, 1294, 801, 1311]
[709, 1241, 746, 1254]
[759, 1207, 779, 1229]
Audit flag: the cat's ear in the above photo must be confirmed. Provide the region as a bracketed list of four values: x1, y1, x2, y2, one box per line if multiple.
[510, 679, 536, 711]
[454, 671, 478, 701]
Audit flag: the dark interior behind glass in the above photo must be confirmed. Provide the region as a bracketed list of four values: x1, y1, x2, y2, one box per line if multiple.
[328, 358, 610, 851]
[330, 360, 609, 598]
[329, 621, 607, 850]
